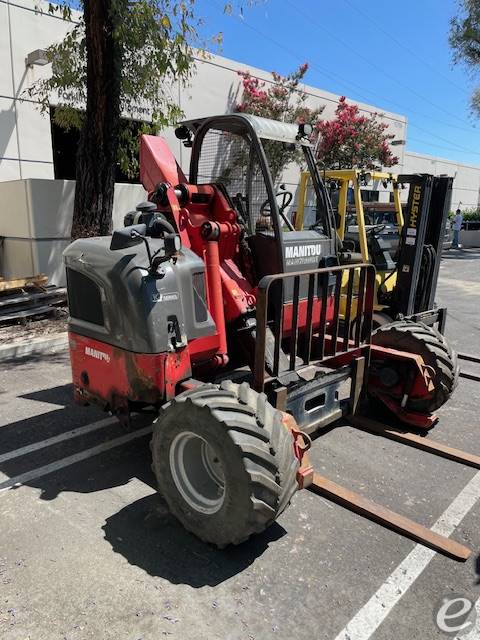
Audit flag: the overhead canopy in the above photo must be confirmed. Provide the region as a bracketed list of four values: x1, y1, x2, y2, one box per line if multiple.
[241, 114, 311, 145]
[179, 113, 312, 146]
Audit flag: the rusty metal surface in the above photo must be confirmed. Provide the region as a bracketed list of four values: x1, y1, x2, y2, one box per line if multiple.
[281, 412, 314, 488]
[307, 472, 471, 562]
[350, 415, 480, 470]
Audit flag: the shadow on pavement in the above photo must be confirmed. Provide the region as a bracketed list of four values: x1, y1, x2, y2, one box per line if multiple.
[475, 553, 480, 585]
[442, 248, 480, 260]
[0, 381, 156, 500]
[0, 418, 156, 501]
[20, 383, 77, 405]
[0, 351, 69, 370]
[3, 376, 280, 585]
[103, 493, 286, 587]
[1, 383, 100, 446]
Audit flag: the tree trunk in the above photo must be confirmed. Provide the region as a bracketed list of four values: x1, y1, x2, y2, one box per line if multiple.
[71, 0, 123, 239]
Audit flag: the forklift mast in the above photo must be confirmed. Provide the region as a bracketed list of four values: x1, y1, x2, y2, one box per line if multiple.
[392, 174, 453, 321]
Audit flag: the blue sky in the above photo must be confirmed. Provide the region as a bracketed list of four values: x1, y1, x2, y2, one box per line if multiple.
[195, 0, 480, 166]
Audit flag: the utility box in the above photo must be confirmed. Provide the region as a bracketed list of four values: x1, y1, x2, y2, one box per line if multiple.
[0, 180, 75, 239]
[0, 238, 69, 285]
[0, 179, 147, 286]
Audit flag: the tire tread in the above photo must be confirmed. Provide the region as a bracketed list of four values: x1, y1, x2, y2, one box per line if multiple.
[151, 381, 299, 547]
[372, 320, 459, 413]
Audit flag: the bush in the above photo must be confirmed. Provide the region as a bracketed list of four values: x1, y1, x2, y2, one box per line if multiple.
[314, 96, 399, 170]
[449, 208, 480, 221]
[236, 64, 324, 181]
[448, 208, 480, 221]
[462, 208, 480, 222]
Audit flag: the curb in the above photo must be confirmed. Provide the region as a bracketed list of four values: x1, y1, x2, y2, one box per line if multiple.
[0, 333, 68, 361]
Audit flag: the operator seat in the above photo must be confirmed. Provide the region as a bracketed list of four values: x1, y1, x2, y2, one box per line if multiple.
[248, 230, 281, 281]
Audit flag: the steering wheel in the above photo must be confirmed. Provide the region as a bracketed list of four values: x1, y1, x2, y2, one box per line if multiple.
[260, 190, 294, 216]
[367, 224, 386, 235]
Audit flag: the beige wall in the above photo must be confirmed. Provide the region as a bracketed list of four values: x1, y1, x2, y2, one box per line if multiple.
[1, 0, 407, 184]
[1, 0, 479, 211]
[403, 151, 480, 210]
[0, 0, 75, 180]
[0, 178, 147, 285]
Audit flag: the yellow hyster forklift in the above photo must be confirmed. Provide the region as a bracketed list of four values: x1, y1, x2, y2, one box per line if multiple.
[295, 169, 453, 331]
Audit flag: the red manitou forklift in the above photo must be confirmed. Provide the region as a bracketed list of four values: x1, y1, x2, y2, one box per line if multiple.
[64, 114, 467, 556]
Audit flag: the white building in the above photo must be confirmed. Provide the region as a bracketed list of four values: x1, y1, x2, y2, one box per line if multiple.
[403, 151, 480, 210]
[0, 0, 479, 284]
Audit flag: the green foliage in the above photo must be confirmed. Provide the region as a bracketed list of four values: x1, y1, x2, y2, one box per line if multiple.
[449, 0, 480, 115]
[29, 0, 204, 178]
[118, 120, 159, 178]
[460, 207, 480, 221]
[448, 207, 480, 221]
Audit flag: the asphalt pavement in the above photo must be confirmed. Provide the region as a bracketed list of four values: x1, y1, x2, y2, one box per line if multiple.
[0, 248, 479, 640]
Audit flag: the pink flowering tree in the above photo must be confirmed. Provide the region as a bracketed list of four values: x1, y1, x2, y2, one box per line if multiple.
[236, 63, 321, 122]
[236, 64, 324, 180]
[315, 97, 399, 170]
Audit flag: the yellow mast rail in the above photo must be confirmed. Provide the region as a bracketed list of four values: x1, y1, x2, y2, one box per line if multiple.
[295, 169, 404, 265]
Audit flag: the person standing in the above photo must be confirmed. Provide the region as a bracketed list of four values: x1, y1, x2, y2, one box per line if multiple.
[452, 208, 463, 248]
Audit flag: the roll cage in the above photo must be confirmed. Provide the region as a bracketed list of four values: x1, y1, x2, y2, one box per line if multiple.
[179, 114, 336, 272]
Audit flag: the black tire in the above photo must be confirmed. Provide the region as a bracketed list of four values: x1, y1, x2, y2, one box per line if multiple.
[371, 320, 459, 413]
[350, 311, 391, 339]
[150, 381, 299, 547]
[372, 312, 393, 330]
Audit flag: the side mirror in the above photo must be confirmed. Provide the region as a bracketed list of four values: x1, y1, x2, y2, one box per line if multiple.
[297, 122, 313, 139]
[110, 224, 147, 251]
[174, 125, 193, 147]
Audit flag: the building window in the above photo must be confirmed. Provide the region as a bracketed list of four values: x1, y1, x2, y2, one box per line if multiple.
[50, 106, 149, 183]
[50, 109, 78, 181]
[360, 189, 379, 202]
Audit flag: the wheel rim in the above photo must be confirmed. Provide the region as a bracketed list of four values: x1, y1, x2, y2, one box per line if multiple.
[169, 431, 225, 514]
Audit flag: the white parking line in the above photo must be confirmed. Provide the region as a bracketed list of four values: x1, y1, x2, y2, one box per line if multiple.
[0, 425, 153, 493]
[334, 470, 480, 640]
[0, 417, 116, 464]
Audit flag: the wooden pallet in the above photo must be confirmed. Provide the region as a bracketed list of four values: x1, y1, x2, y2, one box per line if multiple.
[0, 274, 48, 293]
[0, 287, 66, 309]
[0, 305, 56, 324]
[0, 274, 66, 324]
